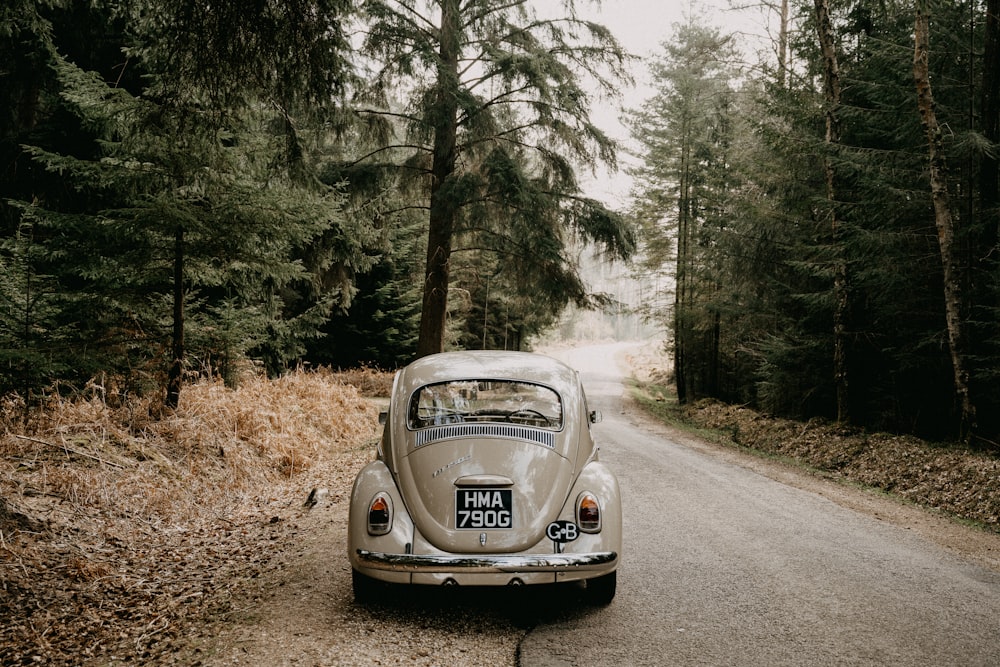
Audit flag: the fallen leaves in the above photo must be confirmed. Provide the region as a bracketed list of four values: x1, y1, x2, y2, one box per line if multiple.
[684, 399, 1000, 529]
[0, 368, 385, 666]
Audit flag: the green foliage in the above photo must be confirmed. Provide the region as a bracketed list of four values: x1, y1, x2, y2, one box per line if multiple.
[629, 0, 1000, 442]
[0, 215, 72, 397]
[0, 1, 369, 404]
[353, 0, 636, 353]
[127, 0, 355, 110]
[307, 206, 423, 368]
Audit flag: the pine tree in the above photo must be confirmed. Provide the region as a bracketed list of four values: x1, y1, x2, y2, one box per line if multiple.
[0, 213, 69, 401]
[628, 17, 739, 404]
[355, 0, 636, 356]
[1, 1, 368, 406]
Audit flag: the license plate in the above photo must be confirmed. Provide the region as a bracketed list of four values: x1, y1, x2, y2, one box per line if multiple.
[455, 489, 513, 529]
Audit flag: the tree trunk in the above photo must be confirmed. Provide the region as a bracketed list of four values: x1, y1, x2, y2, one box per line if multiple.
[674, 114, 692, 404]
[913, 3, 977, 440]
[416, 0, 462, 358]
[166, 226, 184, 409]
[981, 0, 1000, 257]
[710, 288, 721, 397]
[814, 0, 851, 424]
[778, 0, 790, 89]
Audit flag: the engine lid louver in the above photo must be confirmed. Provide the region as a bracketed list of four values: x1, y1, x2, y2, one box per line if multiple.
[414, 423, 555, 449]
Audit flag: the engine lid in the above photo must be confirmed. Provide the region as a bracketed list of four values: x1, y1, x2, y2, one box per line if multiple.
[396, 435, 574, 553]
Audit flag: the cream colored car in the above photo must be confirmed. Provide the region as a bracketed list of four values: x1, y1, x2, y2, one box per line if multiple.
[348, 350, 621, 604]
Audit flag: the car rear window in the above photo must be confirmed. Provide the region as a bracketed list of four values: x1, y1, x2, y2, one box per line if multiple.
[408, 380, 563, 430]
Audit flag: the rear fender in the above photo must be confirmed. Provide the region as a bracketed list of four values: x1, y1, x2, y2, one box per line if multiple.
[559, 460, 622, 564]
[348, 460, 414, 574]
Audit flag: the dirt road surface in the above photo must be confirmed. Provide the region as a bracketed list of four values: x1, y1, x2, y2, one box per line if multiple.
[519, 342, 1000, 666]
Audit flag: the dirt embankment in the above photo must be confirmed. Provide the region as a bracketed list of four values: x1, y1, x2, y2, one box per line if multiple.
[0, 368, 386, 666]
[624, 344, 1000, 532]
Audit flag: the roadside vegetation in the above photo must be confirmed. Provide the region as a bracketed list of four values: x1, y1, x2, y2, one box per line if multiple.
[629, 370, 1000, 533]
[0, 368, 390, 666]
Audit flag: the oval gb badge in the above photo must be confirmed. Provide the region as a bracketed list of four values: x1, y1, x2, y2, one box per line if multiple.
[545, 520, 579, 543]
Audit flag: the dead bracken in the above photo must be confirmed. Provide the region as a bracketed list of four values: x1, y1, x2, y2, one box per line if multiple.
[682, 399, 1000, 529]
[0, 367, 385, 666]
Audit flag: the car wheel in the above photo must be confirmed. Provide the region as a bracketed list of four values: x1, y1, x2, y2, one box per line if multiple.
[352, 569, 384, 604]
[585, 571, 617, 605]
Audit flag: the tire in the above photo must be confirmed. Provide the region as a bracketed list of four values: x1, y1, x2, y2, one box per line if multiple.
[352, 569, 384, 604]
[585, 570, 617, 606]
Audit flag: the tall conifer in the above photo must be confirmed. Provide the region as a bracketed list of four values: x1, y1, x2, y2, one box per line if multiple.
[355, 0, 636, 356]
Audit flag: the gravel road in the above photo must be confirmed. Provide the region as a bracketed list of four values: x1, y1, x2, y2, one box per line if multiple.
[521, 342, 1000, 666]
[194, 342, 1000, 666]
[194, 443, 526, 667]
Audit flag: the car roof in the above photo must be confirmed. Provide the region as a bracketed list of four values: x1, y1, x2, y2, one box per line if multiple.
[397, 350, 578, 392]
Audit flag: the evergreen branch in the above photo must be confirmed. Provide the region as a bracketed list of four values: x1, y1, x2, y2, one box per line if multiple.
[373, 0, 438, 41]
[467, 96, 589, 123]
[363, 36, 435, 77]
[457, 124, 534, 151]
[345, 143, 432, 170]
[376, 203, 431, 217]
[354, 107, 424, 125]
[460, 0, 525, 32]
[451, 229, 547, 261]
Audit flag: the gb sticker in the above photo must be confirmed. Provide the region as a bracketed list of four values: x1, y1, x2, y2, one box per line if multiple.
[546, 520, 579, 543]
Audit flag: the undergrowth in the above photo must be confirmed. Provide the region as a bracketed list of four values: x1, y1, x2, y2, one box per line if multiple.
[628, 376, 1000, 532]
[0, 366, 392, 665]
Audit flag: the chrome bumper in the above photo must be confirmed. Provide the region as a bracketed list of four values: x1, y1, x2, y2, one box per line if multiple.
[355, 549, 617, 573]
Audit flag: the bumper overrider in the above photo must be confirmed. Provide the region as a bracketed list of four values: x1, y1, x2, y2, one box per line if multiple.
[355, 549, 618, 573]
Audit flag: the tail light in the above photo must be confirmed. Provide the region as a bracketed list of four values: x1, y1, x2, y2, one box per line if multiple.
[367, 493, 393, 535]
[576, 492, 602, 533]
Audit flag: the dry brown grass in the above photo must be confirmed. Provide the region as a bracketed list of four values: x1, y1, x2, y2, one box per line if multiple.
[327, 364, 396, 398]
[0, 366, 393, 665]
[4, 367, 384, 510]
[681, 399, 1000, 529]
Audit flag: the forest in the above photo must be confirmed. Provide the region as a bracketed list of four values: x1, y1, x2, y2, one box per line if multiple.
[2, 0, 999, 446]
[629, 0, 1000, 446]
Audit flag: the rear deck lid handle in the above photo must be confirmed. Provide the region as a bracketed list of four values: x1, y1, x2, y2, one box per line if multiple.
[454, 475, 515, 487]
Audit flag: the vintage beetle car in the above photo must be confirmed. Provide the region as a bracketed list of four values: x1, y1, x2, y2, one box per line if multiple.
[348, 350, 621, 604]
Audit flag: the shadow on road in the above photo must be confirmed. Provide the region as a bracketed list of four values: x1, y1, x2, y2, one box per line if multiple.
[352, 581, 601, 630]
